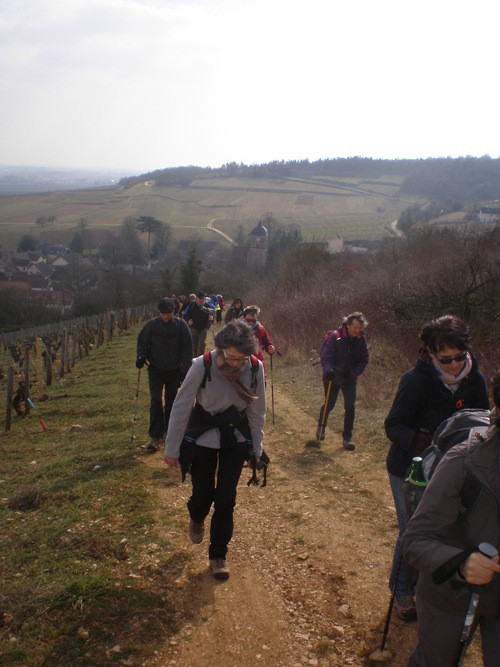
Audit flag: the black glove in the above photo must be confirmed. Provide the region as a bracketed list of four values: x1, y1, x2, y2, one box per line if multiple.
[412, 431, 432, 455]
[326, 369, 336, 382]
[136, 357, 145, 369]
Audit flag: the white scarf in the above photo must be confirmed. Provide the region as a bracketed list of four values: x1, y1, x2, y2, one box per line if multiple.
[432, 352, 472, 394]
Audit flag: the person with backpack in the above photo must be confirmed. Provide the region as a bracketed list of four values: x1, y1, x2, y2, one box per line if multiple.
[187, 291, 215, 357]
[216, 294, 225, 323]
[163, 319, 266, 581]
[401, 372, 500, 666]
[224, 297, 244, 324]
[136, 297, 193, 453]
[242, 305, 276, 369]
[316, 312, 369, 450]
[385, 314, 490, 622]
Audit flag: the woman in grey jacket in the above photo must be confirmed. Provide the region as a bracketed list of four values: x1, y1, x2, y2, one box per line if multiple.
[402, 372, 500, 666]
[164, 319, 266, 581]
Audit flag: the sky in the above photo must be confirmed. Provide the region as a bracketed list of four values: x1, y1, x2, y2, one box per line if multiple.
[1, 0, 499, 174]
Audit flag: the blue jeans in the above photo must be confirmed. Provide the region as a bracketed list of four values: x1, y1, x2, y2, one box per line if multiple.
[388, 472, 418, 597]
[318, 379, 357, 440]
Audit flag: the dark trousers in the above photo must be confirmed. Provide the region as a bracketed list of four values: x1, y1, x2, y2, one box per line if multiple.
[318, 379, 357, 439]
[190, 327, 208, 358]
[187, 443, 247, 559]
[148, 367, 181, 438]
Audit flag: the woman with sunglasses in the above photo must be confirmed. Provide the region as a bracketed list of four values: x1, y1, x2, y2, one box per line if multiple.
[384, 314, 490, 622]
[164, 319, 265, 581]
[241, 305, 276, 369]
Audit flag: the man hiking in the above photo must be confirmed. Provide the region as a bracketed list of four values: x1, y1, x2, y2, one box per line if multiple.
[316, 312, 369, 450]
[136, 297, 192, 453]
[187, 291, 215, 357]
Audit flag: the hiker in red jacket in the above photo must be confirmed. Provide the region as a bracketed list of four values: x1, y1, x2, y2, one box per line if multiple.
[242, 305, 275, 371]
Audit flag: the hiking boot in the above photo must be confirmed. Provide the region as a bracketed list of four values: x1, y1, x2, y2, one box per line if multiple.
[145, 438, 160, 453]
[189, 519, 205, 544]
[209, 557, 230, 581]
[343, 438, 356, 451]
[394, 595, 417, 621]
[316, 424, 326, 441]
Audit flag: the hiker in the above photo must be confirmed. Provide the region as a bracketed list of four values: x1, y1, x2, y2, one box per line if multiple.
[187, 291, 215, 357]
[164, 319, 266, 581]
[136, 297, 193, 453]
[224, 297, 244, 324]
[242, 305, 276, 369]
[316, 312, 369, 450]
[385, 314, 490, 621]
[401, 371, 500, 666]
[170, 293, 180, 315]
[181, 293, 196, 320]
[216, 294, 225, 323]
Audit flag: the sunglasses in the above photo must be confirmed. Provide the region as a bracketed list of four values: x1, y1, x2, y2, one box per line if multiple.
[244, 317, 256, 324]
[436, 352, 467, 365]
[222, 349, 248, 363]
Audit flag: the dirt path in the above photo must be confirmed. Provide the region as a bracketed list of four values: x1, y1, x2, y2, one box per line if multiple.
[142, 379, 483, 667]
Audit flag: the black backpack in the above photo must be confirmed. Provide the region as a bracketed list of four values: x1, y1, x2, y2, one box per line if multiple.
[200, 351, 269, 486]
[421, 409, 491, 482]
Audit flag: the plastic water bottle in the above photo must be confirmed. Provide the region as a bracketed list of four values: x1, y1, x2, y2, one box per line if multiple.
[403, 456, 428, 519]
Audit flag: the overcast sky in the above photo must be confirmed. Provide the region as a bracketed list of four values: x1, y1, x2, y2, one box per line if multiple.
[1, 0, 499, 174]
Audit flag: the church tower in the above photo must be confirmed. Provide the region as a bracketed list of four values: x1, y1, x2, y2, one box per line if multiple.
[248, 219, 268, 267]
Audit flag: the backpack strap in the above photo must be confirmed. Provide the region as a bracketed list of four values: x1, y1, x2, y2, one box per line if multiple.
[459, 428, 486, 513]
[249, 354, 259, 392]
[200, 350, 212, 389]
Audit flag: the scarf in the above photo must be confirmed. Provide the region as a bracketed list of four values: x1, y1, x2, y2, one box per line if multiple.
[215, 350, 257, 404]
[432, 352, 472, 394]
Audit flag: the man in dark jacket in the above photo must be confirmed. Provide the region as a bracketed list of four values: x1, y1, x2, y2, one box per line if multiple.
[401, 372, 500, 666]
[187, 291, 214, 358]
[316, 312, 369, 450]
[136, 297, 192, 452]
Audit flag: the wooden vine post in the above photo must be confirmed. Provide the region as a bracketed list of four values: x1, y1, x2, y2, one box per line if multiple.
[36, 337, 44, 398]
[5, 365, 14, 431]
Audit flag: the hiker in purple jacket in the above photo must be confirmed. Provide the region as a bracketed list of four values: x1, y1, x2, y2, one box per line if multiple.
[316, 312, 369, 450]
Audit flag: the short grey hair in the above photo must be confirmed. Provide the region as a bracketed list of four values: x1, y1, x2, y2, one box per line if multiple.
[214, 319, 259, 356]
[344, 312, 368, 327]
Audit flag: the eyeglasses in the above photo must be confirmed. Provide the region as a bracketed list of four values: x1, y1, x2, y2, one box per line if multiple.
[436, 352, 468, 365]
[223, 349, 248, 363]
[244, 318, 256, 324]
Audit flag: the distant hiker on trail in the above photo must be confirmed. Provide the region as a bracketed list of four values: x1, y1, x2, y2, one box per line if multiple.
[182, 293, 196, 320]
[170, 293, 180, 315]
[242, 305, 276, 370]
[316, 312, 369, 450]
[216, 294, 225, 323]
[224, 297, 243, 324]
[401, 371, 500, 666]
[136, 297, 193, 453]
[385, 314, 490, 622]
[187, 291, 215, 357]
[164, 319, 266, 581]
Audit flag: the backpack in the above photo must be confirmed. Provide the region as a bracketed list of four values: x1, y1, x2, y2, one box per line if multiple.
[199, 350, 269, 485]
[318, 327, 341, 357]
[421, 409, 491, 482]
[200, 350, 259, 391]
[406, 409, 491, 517]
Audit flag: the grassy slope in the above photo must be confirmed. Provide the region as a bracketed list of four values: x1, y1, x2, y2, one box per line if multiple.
[0, 175, 418, 251]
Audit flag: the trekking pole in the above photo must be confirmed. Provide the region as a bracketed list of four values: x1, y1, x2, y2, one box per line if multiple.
[321, 380, 332, 427]
[131, 368, 141, 441]
[270, 354, 275, 425]
[453, 542, 498, 667]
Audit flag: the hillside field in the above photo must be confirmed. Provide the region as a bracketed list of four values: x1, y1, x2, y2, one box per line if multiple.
[0, 174, 419, 252]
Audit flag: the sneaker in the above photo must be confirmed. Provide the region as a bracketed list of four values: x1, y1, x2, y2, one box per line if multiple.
[394, 595, 417, 621]
[343, 438, 356, 451]
[316, 424, 326, 441]
[209, 557, 230, 580]
[189, 519, 204, 544]
[145, 438, 160, 453]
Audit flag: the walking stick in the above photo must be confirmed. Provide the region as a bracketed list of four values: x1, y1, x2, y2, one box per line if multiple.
[453, 542, 498, 667]
[131, 368, 141, 441]
[321, 380, 332, 427]
[270, 354, 275, 425]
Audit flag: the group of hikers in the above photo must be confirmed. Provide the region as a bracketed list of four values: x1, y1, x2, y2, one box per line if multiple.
[136, 300, 500, 665]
